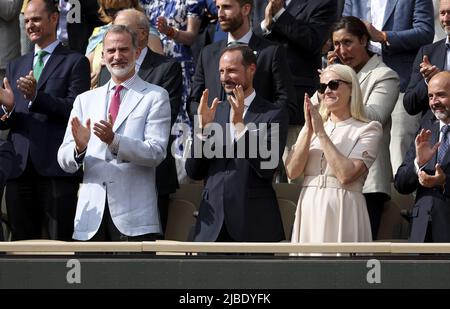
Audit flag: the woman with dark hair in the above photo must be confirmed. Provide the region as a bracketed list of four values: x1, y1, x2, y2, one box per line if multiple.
[326, 16, 400, 239]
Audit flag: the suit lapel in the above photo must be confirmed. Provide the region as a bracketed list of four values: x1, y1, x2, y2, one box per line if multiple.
[37, 43, 65, 90]
[382, 0, 399, 28]
[428, 117, 440, 168]
[215, 99, 231, 144]
[215, 40, 227, 102]
[138, 49, 156, 81]
[287, 0, 307, 16]
[357, 55, 380, 85]
[437, 40, 447, 70]
[244, 95, 263, 125]
[112, 78, 145, 131]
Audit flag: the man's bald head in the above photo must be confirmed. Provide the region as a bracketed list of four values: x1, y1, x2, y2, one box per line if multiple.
[428, 71, 450, 123]
[114, 9, 150, 49]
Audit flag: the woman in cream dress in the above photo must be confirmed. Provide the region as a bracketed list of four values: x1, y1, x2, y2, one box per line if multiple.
[286, 64, 382, 244]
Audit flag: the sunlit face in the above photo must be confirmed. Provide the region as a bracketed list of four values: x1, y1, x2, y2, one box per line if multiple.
[216, 0, 247, 33]
[332, 28, 369, 72]
[319, 70, 352, 114]
[428, 75, 450, 123]
[24, 0, 58, 48]
[219, 50, 254, 94]
[102, 32, 140, 80]
[440, 0, 450, 36]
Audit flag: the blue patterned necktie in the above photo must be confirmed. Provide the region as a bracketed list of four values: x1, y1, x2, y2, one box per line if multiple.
[438, 125, 450, 164]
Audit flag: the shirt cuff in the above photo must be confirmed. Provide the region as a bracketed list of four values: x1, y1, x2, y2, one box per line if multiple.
[414, 158, 426, 174]
[1, 105, 13, 118]
[74, 147, 87, 164]
[273, 7, 286, 21]
[195, 132, 209, 142]
[233, 123, 248, 141]
[260, 20, 271, 35]
[108, 133, 120, 155]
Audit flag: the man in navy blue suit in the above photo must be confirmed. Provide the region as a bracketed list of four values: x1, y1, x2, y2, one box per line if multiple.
[0, 0, 90, 240]
[395, 71, 450, 242]
[186, 45, 288, 242]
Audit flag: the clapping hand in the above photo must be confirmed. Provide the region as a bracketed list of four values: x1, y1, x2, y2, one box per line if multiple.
[197, 89, 220, 129]
[415, 128, 440, 167]
[0, 77, 15, 116]
[71, 116, 91, 153]
[17, 70, 37, 101]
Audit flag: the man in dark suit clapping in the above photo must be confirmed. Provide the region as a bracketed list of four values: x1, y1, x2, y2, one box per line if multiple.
[0, 0, 90, 240]
[186, 45, 288, 242]
[395, 71, 450, 242]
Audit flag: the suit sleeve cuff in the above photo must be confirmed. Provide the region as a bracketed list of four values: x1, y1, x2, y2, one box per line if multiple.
[74, 147, 87, 163]
[108, 133, 121, 155]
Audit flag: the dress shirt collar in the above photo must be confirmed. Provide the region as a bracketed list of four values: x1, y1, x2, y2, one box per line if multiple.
[135, 46, 148, 70]
[34, 40, 60, 57]
[227, 29, 252, 45]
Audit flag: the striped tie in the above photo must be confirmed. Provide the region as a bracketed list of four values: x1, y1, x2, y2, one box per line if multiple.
[438, 125, 450, 164]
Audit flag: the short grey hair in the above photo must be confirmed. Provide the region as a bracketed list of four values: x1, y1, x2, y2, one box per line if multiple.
[103, 24, 138, 50]
[115, 8, 150, 34]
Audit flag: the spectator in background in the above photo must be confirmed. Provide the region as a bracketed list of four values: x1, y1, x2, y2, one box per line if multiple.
[326, 16, 399, 239]
[253, 0, 338, 182]
[86, 0, 162, 88]
[56, 0, 103, 53]
[286, 64, 382, 245]
[20, 0, 34, 55]
[404, 0, 450, 117]
[0, 0, 90, 241]
[0, 0, 23, 84]
[140, 0, 205, 183]
[434, 0, 446, 42]
[395, 71, 450, 242]
[189, 0, 295, 128]
[343, 0, 435, 175]
[97, 9, 183, 235]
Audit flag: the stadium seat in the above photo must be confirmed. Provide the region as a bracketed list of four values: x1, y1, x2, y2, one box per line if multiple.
[277, 198, 297, 241]
[165, 199, 198, 241]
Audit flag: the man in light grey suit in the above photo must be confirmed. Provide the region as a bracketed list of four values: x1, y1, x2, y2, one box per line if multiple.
[58, 25, 171, 241]
[0, 0, 23, 84]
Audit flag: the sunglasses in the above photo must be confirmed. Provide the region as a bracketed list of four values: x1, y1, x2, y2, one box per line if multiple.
[318, 79, 350, 94]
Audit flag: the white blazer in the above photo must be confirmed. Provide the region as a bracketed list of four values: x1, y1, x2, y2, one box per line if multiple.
[58, 76, 171, 240]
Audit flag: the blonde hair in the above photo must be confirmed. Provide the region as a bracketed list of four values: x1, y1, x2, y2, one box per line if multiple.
[319, 64, 368, 122]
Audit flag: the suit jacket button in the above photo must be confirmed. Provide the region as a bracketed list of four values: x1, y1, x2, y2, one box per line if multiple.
[102, 182, 106, 186]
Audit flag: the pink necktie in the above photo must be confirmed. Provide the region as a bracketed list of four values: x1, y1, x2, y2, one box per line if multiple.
[109, 85, 124, 123]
